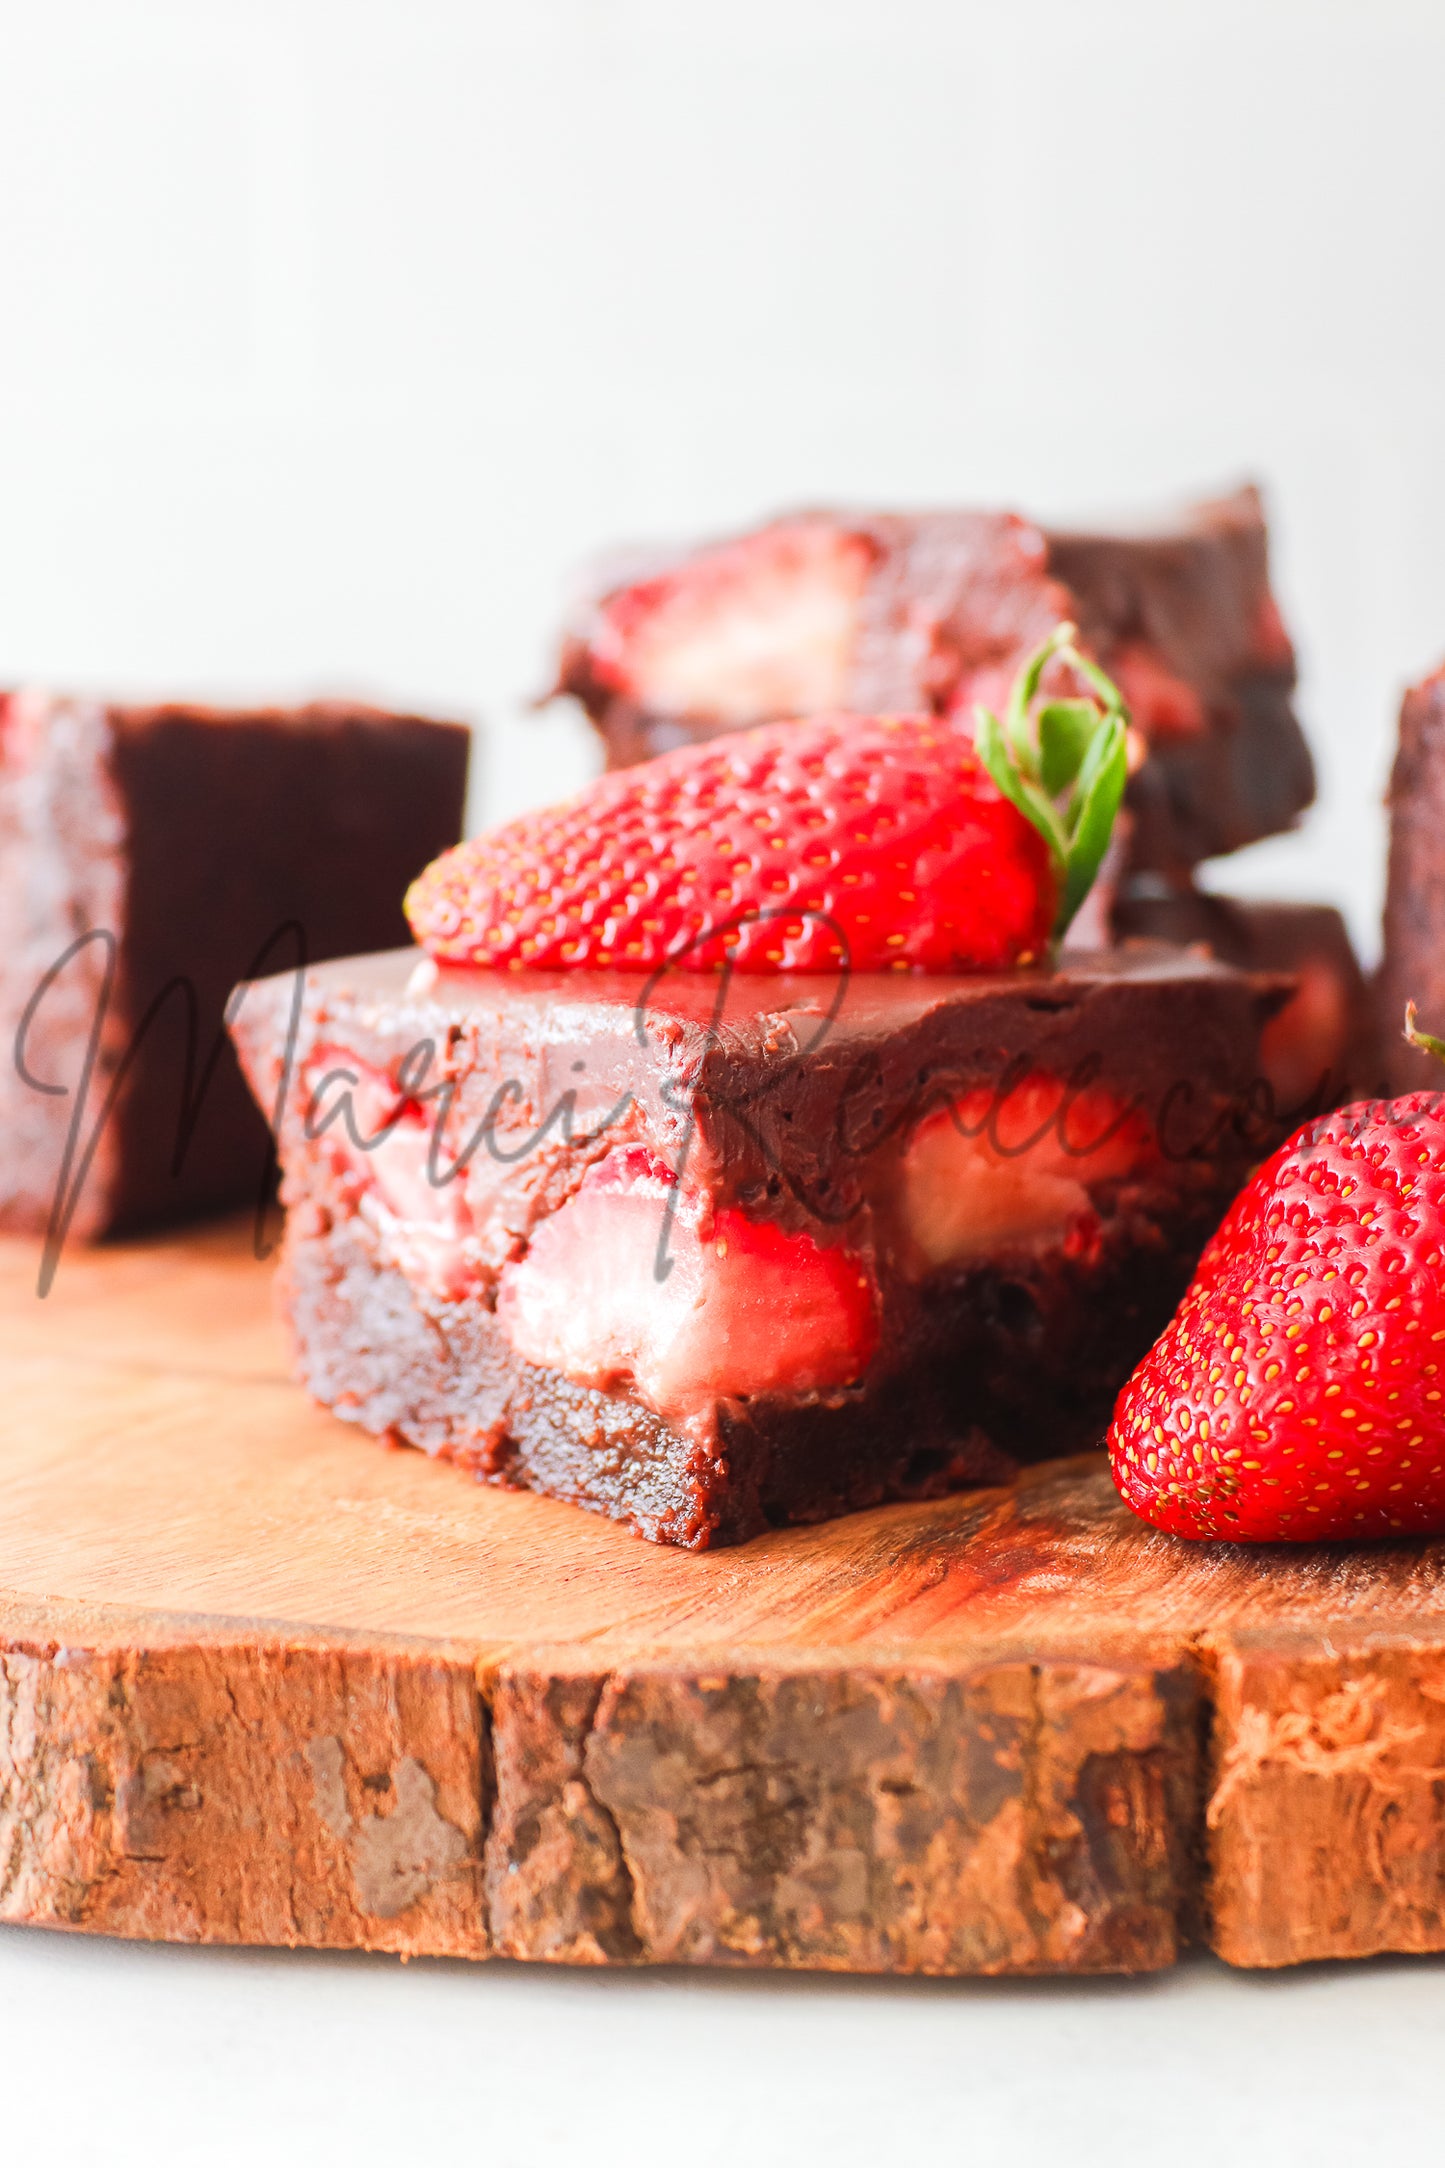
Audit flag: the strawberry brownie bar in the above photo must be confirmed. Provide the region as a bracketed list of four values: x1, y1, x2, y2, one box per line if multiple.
[1111, 886, 1371, 1112]
[231, 943, 1280, 1547]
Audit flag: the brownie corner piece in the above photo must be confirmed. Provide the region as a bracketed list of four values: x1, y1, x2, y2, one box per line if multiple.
[0, 691, 469, 1244]
[234, 943, 1282, 1547]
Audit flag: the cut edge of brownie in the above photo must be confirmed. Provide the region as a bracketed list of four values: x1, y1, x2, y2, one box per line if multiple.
[236, 942, 1289, 1549]
[280, 1191, 1230, 1549]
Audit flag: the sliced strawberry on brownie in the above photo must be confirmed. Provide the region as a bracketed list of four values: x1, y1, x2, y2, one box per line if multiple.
[496, 1146, 881, 1424]
[408, 623, 1129, 975]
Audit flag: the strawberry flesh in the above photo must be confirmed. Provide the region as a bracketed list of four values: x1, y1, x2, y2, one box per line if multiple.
[585, 519, 874, 726]
[1258, 957, 1354, 1116]
[406, 710, 1055, 975]
[899, 1073, 1155, 1271]
[305, 1050, 480, 1301]
[1109, 1093, 1445, 1540]
[496, 1146, 880, 1422]
[303, 1067, 882, 1419]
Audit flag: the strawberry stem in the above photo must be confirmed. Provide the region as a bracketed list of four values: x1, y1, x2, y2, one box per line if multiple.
[974, 623, 1132, 942]
[1404, 1001, 1445, 1064]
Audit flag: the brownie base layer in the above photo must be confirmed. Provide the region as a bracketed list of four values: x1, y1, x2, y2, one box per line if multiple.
[283, 1201, 1220, 1550]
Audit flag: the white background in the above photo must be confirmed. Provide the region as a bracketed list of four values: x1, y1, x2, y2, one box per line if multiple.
[3, 0, 1444, 957]
[4, 2, 1445, 2155]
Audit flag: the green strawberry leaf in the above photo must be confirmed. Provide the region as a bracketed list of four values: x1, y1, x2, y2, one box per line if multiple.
[1038, 699, 1102, 798]
[977, 622, 1133, 947]
[979, 698, 1070, 858]
[1064, 646, 1127, 711]
[1005, 621, 1074, 773]
[1059, 715, 1129, 932]
[975, 706, 1067, 871]
[1404, 1002, 1445, 1065]
[1066, 699, 1124, 830]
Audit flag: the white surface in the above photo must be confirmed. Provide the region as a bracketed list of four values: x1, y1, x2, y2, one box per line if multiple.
[3, 0, 1444, 2136]
[0, 1926, 1442, 2167]
[2, 0, 1445, 956]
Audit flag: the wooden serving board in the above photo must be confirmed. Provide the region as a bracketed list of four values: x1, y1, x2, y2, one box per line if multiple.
[5, 1222, 1445, 1975]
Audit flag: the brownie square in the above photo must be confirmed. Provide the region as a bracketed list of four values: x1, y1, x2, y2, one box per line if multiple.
[232, 943, 1283, 1547]
[0, 693, 469, 1248]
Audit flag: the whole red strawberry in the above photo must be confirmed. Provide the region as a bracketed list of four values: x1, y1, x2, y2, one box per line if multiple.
[408, 625, 1130, 974]
[407, 711, 1052, 974]
[1109, 1050, 1445, 1541]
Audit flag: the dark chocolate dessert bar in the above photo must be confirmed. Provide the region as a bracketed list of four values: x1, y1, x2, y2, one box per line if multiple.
[1112, 884, 1370, 1112]
[0, 693, 469, 1246]
[1379, 664, 1445, 1096]
[552, 487, 1312, 880]
[232, 943, 1282, 1548]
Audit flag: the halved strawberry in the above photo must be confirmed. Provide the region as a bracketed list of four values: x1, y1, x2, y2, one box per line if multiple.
[304, 1048, 478, 1300]
[1108, 1011, 1445, 1540]
[583, 518, 874, 726]
[898, 1071, 1156, 1271]
[496, 1147, 879, 1420]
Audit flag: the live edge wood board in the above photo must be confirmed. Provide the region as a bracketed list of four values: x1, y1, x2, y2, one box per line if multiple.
[4, 1225, 1445, 1976]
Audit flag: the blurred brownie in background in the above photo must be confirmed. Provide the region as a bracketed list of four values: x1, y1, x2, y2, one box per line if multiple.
[0, 693, 469, 1244]
[1112, 882, 1370, 1115]
[552, 485, 1313, 885]
[1379, 663, 1445, 1097]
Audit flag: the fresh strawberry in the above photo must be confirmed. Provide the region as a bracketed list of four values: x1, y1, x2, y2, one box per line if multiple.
[582, 518, 874, 726]
[408, 711, 1052, 973]
[1109, 1011, 1445, 1540]
[407, 625, 1130, 973]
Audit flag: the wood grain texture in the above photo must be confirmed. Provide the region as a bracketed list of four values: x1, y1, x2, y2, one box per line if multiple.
[3, 1222, 1445, 1971]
